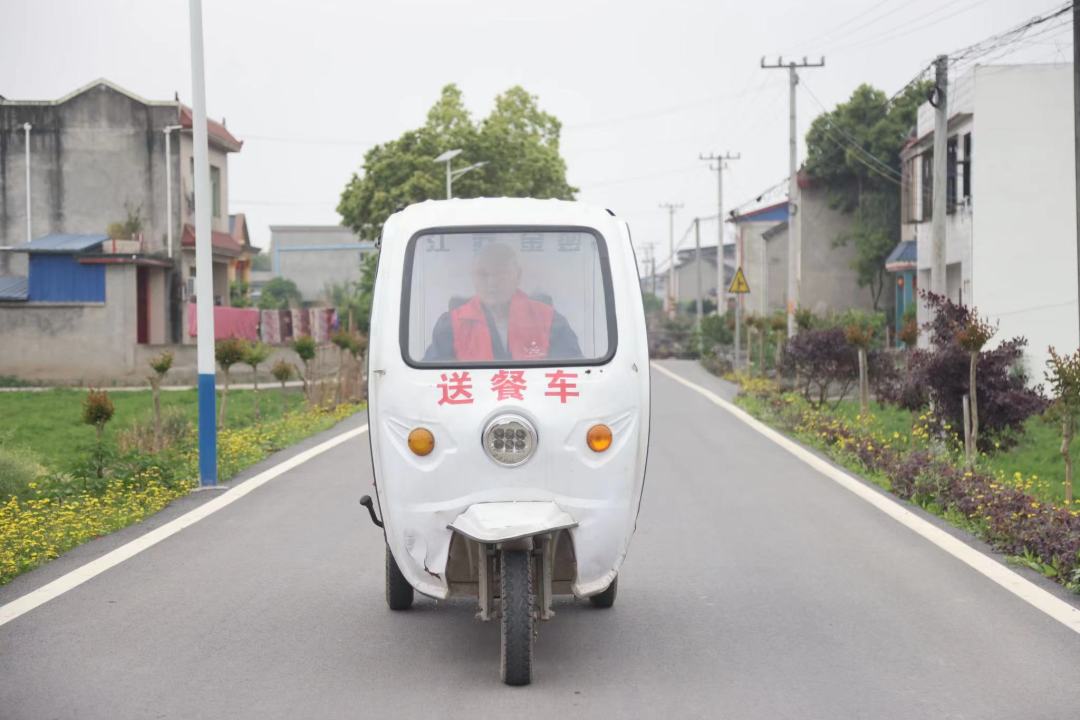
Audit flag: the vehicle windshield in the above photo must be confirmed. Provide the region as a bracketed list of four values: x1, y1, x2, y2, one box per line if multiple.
[403, 229, 614, 366]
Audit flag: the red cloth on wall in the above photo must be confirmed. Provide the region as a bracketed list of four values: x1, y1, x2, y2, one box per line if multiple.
[187, 303, 260, 341]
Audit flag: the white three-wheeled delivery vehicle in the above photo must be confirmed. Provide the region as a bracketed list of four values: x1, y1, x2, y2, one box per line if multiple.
[359, 198, 650, 685]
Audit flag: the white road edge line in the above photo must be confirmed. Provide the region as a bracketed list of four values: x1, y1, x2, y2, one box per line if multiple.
[651, 362, 1080, 636]
[0, 423, 369, 628]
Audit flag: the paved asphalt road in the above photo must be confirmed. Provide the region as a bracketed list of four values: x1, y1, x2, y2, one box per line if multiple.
[3, 360, 1080, 719]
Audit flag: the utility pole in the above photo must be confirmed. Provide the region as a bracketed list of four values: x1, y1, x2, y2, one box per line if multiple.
[700, 152, 739, 315]
[762, 56, 824, 337]
[930, 55, 948, 301]
[659, 202, 683, 316]
[694, 217, 703, 324]
[188, 0, 217, 486]
[1073, 2, 1079, 343]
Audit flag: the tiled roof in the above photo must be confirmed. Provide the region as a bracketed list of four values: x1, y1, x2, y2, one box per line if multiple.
[180, 225, 245, 257]
[885, 240, 917, 271]
[179, 105, 242, 151]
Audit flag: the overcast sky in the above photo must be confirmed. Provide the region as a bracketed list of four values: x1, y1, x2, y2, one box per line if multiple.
[3, 0, 1071, 271]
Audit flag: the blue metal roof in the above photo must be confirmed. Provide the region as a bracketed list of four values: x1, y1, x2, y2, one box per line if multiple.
[22, 234, 108, 253]
[0, 275, 29, 301]
[885, 240, 917, 270]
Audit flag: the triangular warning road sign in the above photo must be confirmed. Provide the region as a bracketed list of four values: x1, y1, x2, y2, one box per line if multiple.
[728, 266, 751, 294]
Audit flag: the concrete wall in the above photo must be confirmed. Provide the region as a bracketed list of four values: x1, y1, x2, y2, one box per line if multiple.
[971, 63, 1078, 378]
[735, 221, 774, 318]
[674, 256, 718, 305]
[733, 185, 873, 320]
[798, 184, 879, 316]
[269, 225, 372, 302]
[0, 263, 137, 381]
[178, 131, 230, 235]
[0, 83, 180, 254]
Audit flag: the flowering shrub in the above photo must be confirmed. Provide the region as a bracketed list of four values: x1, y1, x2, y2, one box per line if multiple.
[0, 402, 360, 584]
[783, 327, 859, 406]
[880, 293, 1046, 449]
[738, 383, 1080, 590]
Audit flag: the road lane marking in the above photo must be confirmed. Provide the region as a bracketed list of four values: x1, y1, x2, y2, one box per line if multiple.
[0, 424, 369, 628]
[651, 362, 1080, 636]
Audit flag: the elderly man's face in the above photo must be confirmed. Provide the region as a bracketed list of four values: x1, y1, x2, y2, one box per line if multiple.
[473, 246, 521, 306]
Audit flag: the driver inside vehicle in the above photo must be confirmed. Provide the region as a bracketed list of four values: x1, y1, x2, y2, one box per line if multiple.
[423, 242, 582, 362]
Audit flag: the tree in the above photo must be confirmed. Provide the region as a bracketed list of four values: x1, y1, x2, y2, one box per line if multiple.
[215, 337, 247, 426]
[147, 351, 173, 449]
[842, 310, 884, 416]
[957, 313, 997, 467]
[271, 359, 294, 390]
[804, 82, 929, 309]
[330, 330, 356, 405]
[338, 84, 576, 234]
[243, 342, 272, 420]
[292, 335, 317, 402]
[1046, 348, 1080, 504]
[257, 277, 302, 310]
[230, 280, 252, 308]
[82, 390, 114, 478]
[271, 359, 295, 410]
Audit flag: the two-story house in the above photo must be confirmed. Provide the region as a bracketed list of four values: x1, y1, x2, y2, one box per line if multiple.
[895, 63, 1078, 374]
[0, 79, 253, 381]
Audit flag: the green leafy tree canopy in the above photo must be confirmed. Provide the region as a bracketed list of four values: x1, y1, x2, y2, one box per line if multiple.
[804, 82, 928, 309]
[258, 277, 302, 310]
[337, 84, 577, 234]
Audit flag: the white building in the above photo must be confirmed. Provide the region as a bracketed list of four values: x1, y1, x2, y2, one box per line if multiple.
[900, 63, 1079, 375]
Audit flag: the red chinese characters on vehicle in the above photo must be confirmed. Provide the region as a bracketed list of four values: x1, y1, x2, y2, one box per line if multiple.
[436, 370, 581, 404]
[437, 371, 474, 405]
[544, 370, 579, 404]
[491, 370, 527, 401]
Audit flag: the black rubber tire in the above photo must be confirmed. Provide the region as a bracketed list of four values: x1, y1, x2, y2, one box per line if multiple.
[499, 549, 534, 686]
[385, 546, 414, 611]
[589, 576, 618, 609]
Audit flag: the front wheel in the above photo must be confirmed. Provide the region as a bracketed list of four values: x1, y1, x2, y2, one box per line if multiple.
[385, 546, 414, 610]
[589, 576, 618, 608]
[499, 549, 534, 686]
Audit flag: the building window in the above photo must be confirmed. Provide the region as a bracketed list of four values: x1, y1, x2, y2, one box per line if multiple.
[920, 150, 933, 221]
[901, 156, 917, 224]
[962, 133, 972, 202]
[188, 161, 223, 218]
[210, 166, 221, 218]
[946, 137, 958, 215]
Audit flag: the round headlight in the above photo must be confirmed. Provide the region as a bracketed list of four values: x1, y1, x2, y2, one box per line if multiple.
[483, 415, 537, 467]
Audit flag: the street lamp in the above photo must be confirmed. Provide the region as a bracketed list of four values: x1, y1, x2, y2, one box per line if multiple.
[434, 149, 487, 199]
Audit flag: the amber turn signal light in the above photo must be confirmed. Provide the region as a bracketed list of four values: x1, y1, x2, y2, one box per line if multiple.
[586, 424, 612, 452]
[408, 427, 435, 456]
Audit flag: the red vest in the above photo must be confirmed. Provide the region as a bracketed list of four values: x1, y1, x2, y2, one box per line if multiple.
[450, 291, 554, 361]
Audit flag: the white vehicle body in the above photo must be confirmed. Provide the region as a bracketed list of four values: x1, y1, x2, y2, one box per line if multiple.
[367, 198, 649, 601]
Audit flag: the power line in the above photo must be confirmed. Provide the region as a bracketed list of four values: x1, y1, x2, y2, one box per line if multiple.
[786, 0, 897, 55]
[798, 81, 903, 180]
[828, 0, 994, 54]
[884, 3, 1072, 110]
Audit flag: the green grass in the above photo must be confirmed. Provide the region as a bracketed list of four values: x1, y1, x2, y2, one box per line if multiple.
[0, 387, 305, 474]
[981, 414, 1079, 505]
[832, 399, 917, 438]
[756, 391, 1077, 506]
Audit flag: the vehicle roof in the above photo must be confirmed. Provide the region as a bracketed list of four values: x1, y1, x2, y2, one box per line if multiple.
[385, 198, 619, 238]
